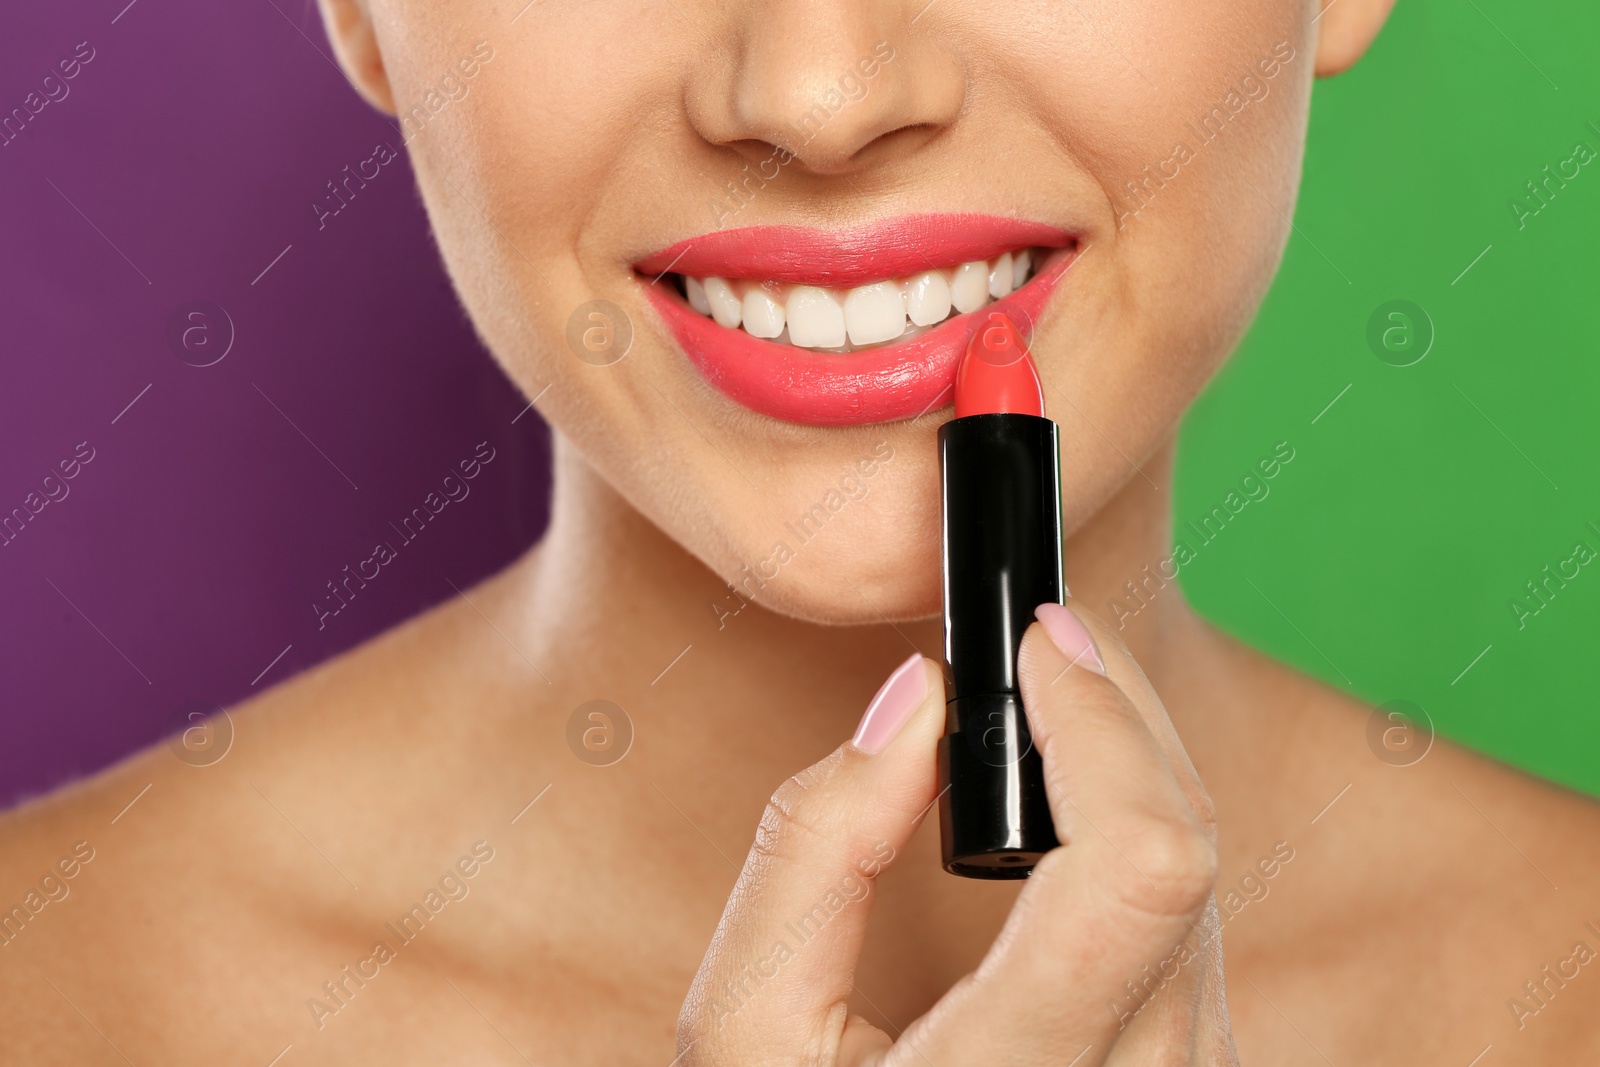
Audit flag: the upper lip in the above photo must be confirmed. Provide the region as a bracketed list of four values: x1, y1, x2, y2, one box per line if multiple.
[634, 213, 1075, 289]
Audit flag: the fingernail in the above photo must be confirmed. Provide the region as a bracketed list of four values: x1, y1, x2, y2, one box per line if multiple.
[1035, 603, 1106, 675]
[851, 653, 928, 755]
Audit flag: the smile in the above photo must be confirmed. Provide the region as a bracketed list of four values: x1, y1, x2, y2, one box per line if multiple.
[636, 214, 1078, 426]
[672, 248, 1047, 351]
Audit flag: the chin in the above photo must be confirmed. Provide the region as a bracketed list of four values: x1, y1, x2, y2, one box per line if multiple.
[710, 482, 946, 627]
[747, 560, 944, 628]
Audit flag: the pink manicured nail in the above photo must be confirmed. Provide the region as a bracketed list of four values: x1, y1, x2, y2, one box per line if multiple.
[1035, 603, 1106, 675]
[851, 653, 928, 754]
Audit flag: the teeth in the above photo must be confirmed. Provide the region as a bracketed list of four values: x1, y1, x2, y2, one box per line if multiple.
[703, 277, 741, 329]
[786, 286, 846, 348]
[674, 247, 1043, 351]
[844, 282, 907, 346]
[988, 252, 1014, 299]
[950, 261, 989, 314]
[742, 288, 785, 339]
[684, 276, 711, 316]
[906, 271, 952, 327]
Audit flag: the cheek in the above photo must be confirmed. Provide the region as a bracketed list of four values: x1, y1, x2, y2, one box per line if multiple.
[389, 2, 684, 396]
[998, 2, 1311, 519]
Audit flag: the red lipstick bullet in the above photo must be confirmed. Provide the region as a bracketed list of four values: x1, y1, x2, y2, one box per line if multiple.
[937, 312, 1063, 878]
[953, 312, 1045, 418]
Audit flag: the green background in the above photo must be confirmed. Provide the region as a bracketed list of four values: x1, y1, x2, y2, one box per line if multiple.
[1175, 0, 1599, 795]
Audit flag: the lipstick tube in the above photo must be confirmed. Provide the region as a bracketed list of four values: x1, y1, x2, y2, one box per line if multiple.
[937, 313, 1063, 878]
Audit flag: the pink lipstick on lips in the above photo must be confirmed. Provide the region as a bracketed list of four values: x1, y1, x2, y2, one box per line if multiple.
[636, 214, 1077, 426]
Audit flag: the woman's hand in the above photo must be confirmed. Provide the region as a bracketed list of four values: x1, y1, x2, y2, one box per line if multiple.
[676, 600, 1238, 1066]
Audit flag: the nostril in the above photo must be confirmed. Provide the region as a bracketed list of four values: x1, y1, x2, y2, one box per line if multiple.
[713, 139, 794, 174]
[843, 122, 943, 167]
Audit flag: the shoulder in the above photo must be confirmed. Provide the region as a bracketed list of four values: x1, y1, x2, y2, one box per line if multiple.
[1216, 643, 1600, 1063]
[0, 553, 537, 880]
[0, 561, 546, 1061]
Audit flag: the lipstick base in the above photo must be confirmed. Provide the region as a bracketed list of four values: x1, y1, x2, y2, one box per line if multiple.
[937, 692, 1059, 879]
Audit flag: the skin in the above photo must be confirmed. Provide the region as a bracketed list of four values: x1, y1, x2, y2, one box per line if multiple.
[3, 0, 1599, 1062]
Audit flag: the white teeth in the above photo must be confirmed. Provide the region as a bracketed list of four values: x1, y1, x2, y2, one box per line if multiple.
[703, 277, 742, 329]
[988, 252, 1014, 299]
[742, 288, 785, 339]
[844, 282, 907, 346]
[906, 270, 952, 327]
[684, 276, 711, 316]
[786, 286, 847, 348]
[675, 247, 1044, 350]
[950, 261, 989, 314]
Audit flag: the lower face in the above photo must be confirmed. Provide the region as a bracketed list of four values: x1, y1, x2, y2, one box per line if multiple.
[373, 0, 1313, 623]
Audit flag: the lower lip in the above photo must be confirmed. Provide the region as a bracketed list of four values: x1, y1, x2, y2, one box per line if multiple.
[640, 251, 1077, 426]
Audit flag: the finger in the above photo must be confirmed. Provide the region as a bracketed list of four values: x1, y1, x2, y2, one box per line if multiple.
[1104, 894, 1240, 1067]
[1045, 602, 1215, 836]
[1027, 603, 1232, 1064]
[677, 654, 947, 1065]
[1022, 603, 1216, 924]
[893, 606, 1217, 1064]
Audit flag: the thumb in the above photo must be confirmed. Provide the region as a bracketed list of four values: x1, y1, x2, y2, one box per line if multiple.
[677, 653, 947, 1065]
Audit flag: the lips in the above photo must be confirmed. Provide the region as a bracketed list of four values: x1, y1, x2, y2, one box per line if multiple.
[636, 215, 1072, 288]
[636, 215, 1078, 426]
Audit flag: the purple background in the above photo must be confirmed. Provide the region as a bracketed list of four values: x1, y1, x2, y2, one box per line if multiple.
[0, 2, 549, 805]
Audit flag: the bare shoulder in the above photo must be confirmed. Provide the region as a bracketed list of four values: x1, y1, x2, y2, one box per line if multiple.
[1206, 638, 1600, 1065]
[0, 561, 553, 1064]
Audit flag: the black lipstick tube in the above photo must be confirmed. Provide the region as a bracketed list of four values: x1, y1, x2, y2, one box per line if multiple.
[936, 412, 1064, 878]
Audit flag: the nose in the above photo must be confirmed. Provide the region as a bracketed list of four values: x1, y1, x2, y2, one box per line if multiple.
[684, 1, 966, 177]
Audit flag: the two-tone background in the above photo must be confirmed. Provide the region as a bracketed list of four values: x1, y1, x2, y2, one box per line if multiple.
[2, 0, 1595, 804]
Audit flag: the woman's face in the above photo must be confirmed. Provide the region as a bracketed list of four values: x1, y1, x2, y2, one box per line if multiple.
[327, 0, 1334, 623]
